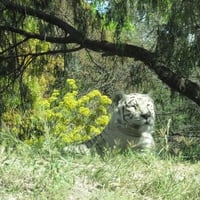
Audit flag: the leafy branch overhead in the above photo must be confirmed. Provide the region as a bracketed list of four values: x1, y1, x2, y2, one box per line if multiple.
[1, 1, 200, 106]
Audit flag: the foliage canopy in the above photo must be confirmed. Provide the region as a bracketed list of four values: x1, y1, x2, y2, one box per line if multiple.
[0, 0, 200, 157]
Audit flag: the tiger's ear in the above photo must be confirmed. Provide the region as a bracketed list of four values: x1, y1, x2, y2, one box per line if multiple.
[112, 91, 124, 106]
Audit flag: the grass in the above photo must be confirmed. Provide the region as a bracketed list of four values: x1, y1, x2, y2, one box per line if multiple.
[0, 134, 200, 200]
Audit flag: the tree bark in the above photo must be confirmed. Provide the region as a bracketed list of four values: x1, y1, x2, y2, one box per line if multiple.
[1, 1, 200, 106]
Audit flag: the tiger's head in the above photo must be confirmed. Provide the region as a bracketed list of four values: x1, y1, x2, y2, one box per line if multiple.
[113, 93, 155, 132]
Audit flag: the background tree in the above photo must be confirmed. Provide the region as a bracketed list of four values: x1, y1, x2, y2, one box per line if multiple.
[0, 0, 200, 157]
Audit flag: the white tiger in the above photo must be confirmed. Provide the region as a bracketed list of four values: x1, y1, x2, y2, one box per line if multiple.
[67, 92, 155, 155]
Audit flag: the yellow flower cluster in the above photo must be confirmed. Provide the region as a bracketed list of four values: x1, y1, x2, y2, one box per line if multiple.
[89, 126, 101, 134]
[47, 79, 112, 144]
[79, 107, 91, 117]
[100, 95, 112, 104]
[67, 79, 78, 90]
[95, 115, 110, 126]
[2, 78, 112, 146]
[63, 93, 78, 110]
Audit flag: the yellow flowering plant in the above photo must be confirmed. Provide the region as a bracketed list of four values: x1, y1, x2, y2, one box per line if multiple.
[2, 78, 112, 146]
[44, 79, 112, 145]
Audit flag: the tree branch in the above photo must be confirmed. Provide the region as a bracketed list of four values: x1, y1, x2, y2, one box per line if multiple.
[0, 25, 74, 44]
[0, 47, 83, 60]
[2, 1, 200, 106]
[1, 1, 83, 42]
[0, 37, 29, 55]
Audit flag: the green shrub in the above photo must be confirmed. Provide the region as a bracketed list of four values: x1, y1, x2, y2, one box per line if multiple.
[2, 79, 112, 146]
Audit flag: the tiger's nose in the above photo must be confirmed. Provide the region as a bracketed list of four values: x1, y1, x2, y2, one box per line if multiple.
[141, 113, 151, 119]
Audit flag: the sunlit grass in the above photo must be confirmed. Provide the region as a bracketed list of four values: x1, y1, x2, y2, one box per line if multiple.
[0, 133, 200, 200]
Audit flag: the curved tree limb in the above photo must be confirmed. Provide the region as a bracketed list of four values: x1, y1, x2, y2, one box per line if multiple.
[0, 47, 83, 59]
[1, 0, 83, 42]
[0, 25, 74, 44]
[1, 1, 200, 106]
